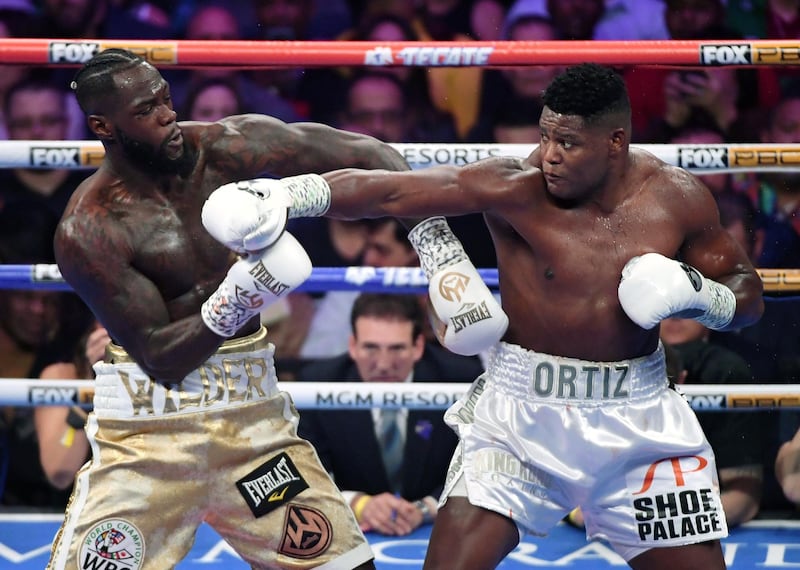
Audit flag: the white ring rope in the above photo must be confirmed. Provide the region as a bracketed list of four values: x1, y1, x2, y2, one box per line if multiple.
[2, 141, 796, 413]
[4, 379, 798, 411]
[4, 141, 800, 173]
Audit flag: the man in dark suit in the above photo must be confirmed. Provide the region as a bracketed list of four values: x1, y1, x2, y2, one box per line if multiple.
[297, 293, 484, 536]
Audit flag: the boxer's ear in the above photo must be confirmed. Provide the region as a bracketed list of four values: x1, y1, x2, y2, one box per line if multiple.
[88, 114, 113, 141]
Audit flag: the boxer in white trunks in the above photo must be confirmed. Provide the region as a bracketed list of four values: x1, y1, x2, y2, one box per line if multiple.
[206, 63, 764, 569]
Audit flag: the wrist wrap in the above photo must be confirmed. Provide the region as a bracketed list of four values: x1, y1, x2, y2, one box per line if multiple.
[695, 279, 736, 330]
[408, 217, 468, 278]
[201, 280, 253, 338]
[282, 174, 331, 219]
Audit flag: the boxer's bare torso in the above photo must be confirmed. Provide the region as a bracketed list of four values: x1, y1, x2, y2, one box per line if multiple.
[56, 61, 407, 383]
[324, 112, 762, 362]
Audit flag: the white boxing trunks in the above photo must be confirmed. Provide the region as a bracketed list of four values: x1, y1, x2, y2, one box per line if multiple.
[441, 341, 727, 561]
[47, 327, 372, 570]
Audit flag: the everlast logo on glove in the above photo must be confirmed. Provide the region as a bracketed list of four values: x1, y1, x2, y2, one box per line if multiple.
[237, 453, 309, 517]
[679, 263, 703, 292]
[450, 301, 493, 332]
[249, 261, 291, 297]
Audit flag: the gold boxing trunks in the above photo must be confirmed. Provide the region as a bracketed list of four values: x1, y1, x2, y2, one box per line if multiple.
[47, 327, 372, 570]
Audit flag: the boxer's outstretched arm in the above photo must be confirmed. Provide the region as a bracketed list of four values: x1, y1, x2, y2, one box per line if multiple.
[208, 114, 410, 182]
[322, 158, 531, 220]
[202, 157, 532, 252]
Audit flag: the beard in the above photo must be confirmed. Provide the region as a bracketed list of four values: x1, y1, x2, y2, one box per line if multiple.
[116, 128, 195, 176]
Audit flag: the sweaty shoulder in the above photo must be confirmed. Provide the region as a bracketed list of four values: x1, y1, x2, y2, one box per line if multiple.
[633, 149, 707, 197]
[632, 148, 718, 225]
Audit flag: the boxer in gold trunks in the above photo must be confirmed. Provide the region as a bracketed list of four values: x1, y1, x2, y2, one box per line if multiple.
[48, 48, 411, 570]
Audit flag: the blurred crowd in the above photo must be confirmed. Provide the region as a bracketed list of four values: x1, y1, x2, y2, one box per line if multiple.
[0, 0, 799, 536]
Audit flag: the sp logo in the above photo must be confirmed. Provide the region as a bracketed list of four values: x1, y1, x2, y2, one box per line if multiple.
[633, 456, 710, 495]
[438, 271, 470, 302]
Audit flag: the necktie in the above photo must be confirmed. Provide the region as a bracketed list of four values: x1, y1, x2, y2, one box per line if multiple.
[378, 408, 403, 493]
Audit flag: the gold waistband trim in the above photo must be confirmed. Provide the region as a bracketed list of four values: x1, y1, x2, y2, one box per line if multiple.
[105, 326, 269, 364]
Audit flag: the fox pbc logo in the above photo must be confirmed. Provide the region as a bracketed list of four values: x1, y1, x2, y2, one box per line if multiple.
[48, 41, 177, 64]
[699, 44, 751, 65]
[729, 395, 800, 409]
[29, 146, 105, 168]
[677, 147, 728, 170]
[81, 146, 105, 167]
[751, 43, 800, 65]
[685, 394, 726, 410]
[730, 146, 800, 167]
[49, 41, 100, 63]
[29, 385, 93, 405]
[29, 386, 77, 405]
[30, 147, 80, 168]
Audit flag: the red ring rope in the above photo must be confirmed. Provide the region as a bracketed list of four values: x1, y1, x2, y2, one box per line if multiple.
[0, 38, 798, 67]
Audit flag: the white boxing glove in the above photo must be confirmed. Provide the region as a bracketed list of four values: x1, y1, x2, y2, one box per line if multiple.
[201, 231, 312, 337]
[409, 217, 508, 356]
[202, 174, 331, 254]
[618, 252, 736, 331]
